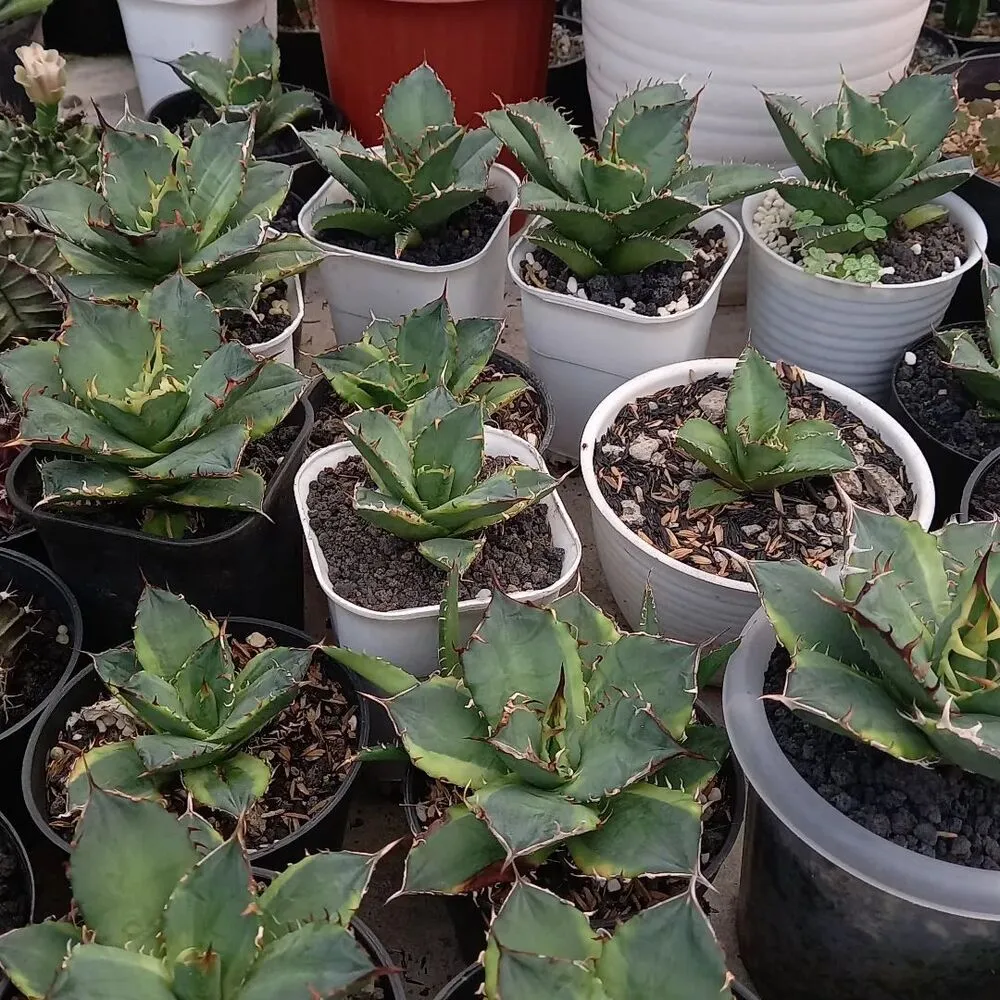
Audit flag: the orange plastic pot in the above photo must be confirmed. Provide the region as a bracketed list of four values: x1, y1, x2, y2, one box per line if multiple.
[316, 0, 555, 145]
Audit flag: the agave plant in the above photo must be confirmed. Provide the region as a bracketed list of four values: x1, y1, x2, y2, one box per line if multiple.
[483, 83, 779, 279]
[300, 63, 501, 257]
[10, 113, 324, 308]
[484, 882, 733, 1000]
[63, 585, 311, 815]
[167, 22, 320, 145]
[0, 213, 65, 343]
[674, 348, 857, 510]
[0, 273, 307, 537]
[315, 296, 527, 415]
[327, 574, 730, 895]
[753, 508, 1000, 781]
[762, 75, 974, 254]
[0, 784, 391, 999]
[0, 43, 99, 202]
[341, 386, 560, 568]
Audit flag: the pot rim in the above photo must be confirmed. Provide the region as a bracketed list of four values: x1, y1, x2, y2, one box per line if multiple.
[580, 357, 936, 595]
[959, 443, 1000, 519]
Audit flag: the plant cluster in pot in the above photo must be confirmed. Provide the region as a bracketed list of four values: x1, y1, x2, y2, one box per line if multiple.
[297, 63, 519, 348]
[307, 295, 553, 456]
[725, 510, 1000, 1000]
[580, 347, 936, 646]
[24, 584, 368, 870]
[295, 385, 581, 679]
[488, 82, 781, 459]
[927, 0, 1000, 54]
[745, 74, 983, 404]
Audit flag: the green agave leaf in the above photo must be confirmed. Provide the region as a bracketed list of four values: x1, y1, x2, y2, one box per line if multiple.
[529, 224, 603, 280]
[549, 589, 622, 668]
[580, 157, 646, 213]
[65, 742, 163, 813]
[604, 234, 693, 274]
[352, 487, 441, 540]
[180, 753, 271, 816]
[343, 408, 422, 508]
[761, 92, 828, 182]
[133, 586, 217, 681]
[133, 424, 250, 482]
[879, 74, 961, 167]
[46, 944, 176, 1000]
[37, 461, 143, 505]
[823, 138, 914, 204]
[673, 418, 742, 488]
[686, 479, 744, 510]
[133, 734, 231, 775]
[164, 470, 267, 514]
[916, 704, 1000, 781]
[382, 63, 455, 148]
[614, 97, 697, 192]
[838, 81, 895, 146]
[0, 339, 62, 404]
[0, 922, 82, 1000]
[773, 180, 855, 225]
[520, 181, 620, 254]
[187, 119, 253, 247]
[311, 202, 400, 238]
[322, 645, 417, 697]
[867, 156, 974, 224]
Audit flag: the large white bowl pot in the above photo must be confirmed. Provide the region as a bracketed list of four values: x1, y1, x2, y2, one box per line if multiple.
[743, 190, 987, 404]
[245, 273, 302, 367]
[298, 161, 519, 347]
[294, 427, 582, 678]
[580, 358, 936, 645]
[582, 0, 927, 166]
[510, 208, 743, 460]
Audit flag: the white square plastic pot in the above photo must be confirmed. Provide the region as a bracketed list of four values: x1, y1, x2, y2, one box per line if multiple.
[248, 273, 302, 367]
[510, 209, 744, 460]
[117, 0, 275, 112]
[580, 358, 936, 645]
[743, 190, 987, 404]
[294, 427, 583, 677]
[298, 161, 519, 347]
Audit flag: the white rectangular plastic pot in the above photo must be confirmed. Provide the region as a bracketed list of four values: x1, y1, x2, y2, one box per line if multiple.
[248, 273, 302, 367]
[580, 358, 935, 645]
[510, 209, 743, 460]
[294, 427, 583, 677]
[117, 0, 274, 112]
[744, 190, 987, 404]
[298, 161, 519, 347]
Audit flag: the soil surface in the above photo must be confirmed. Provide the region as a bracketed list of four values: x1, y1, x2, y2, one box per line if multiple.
[521, 225, 728, 316]
[0, 822, 29, 943]
[317, 197, 506, 267]
[221, 281, 292, 347]
[306, 456, 563, 612]
[967, 460, 1000, 519]
[767, 644, 1000, 870]
[594, 363, 916, 584]
[944, 97, 1000, 182]
[907, 31, 956, 74]
[174, 97, 322, 158]
[271, 194, 302, 234]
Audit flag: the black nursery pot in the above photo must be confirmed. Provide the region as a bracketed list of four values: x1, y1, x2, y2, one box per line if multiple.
[959, 443, 1000, 518]
[927, 0, 1000, 55]
[546, 15, 594, 141]
[7, 399, 313, 652]
[42, 0, 127, 55]
[0, 16, 41, 119]
[277, 27, 329, 98]
[0, 809, 35, 1000]
[22, 618, 369, 878]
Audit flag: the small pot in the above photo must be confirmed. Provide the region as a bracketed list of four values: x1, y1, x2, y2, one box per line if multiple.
[42, 0, 127, 55]
[546, 14, 593, 140]
[724, 606, 1000, 1000]
[241, 273, 303, 367]
[294, 427, 582, 678]
[7, 399, 313, 651]
[0, 15, 41, 118]
[959, 443, 1000, 519]
[0, 809, 35, 999]
[925, 2, 1000, 55]
[276, 26, 329, 98]
[743, 186, 986, 404]
[22, 618, 369, 870]
[510, 210, 744, 460]
[580, 357, 936, 644]
[299, 159, 520, 347]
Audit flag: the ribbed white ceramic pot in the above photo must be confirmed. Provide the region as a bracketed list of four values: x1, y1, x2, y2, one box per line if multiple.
[580, 358, 935, 645]
[581, 0, 928, 165]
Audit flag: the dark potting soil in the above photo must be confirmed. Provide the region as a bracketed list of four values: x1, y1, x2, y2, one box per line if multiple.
[318, 197, 507, 266]
[893, 330, 1000, 464]
[520, 225, 728, 316]
[220, 281, 292, 347]
[271, 194, 301, 234]
[306, 456, 563, 612]
[594, 363, 916, 584]
[767, 644, 1000, 870]
[177, 100, 315, 158]
[871, 217, 969, 285]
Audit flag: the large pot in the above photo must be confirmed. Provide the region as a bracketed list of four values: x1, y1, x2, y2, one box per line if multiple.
[925, 1, 1000, 56]
[43, 0, 127, 55]
[510, 209, 743, 460]
[0, 14, 42, 119]
[276, 25, 329, 97]
[580, 357, 936, 644]
[724, 606, 1000, 1000]
[582, 0, 927, 165]
[7, 399, 313, 651]
[744, 189, 987, 403]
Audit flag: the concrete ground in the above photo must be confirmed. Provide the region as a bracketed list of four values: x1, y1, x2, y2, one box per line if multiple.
[64, 55, 754, 998]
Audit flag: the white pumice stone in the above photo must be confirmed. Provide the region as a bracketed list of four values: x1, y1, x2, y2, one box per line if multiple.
[566, 276, 578, 293]
[911, 243, 922, 255]
[904, 351, 917, 366]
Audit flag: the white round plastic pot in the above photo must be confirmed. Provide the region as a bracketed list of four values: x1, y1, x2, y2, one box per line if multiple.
[511, 208, 743, 460]
[580, 358, 935, 645]
[582, 0, 927, 166]
[298, 162, 519, 347]
[744, 190, 987, 404]
[294, 427, 583, 677]
[248, 274, 302, 367]
[117, 0, 274, 112]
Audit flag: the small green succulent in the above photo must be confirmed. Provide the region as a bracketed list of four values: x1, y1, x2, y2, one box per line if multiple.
[0, 212, 65, 343]
[0, 785, 390, 1000]
[315, 295, 527, 416]
[801, 247, 884, 284]
[301, 63, 501, 257]
[484, 83, 780, 279]
[674, 347, 857, 511]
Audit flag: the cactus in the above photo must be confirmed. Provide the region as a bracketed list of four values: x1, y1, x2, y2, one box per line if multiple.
[0, 213, 64, 343]
[315, 295, 527, 415]
[944, 0, 988, 35]
[0, 785, 389, 999]
[674, 347, 857, 510]
[752, 508, 1000, 781]
[483, 83, 780, 279]
[762, 75, 974, 254]
[326, 575, 729, 896]
[300, 64, 501, 258]
[0, 273, 307, 536]
[12, 113, 323, 309]
[167, 23, 320, 145]
[0, 0, 50, 24]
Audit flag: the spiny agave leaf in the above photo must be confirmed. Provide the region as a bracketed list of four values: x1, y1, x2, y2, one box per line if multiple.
[45, 944, 176, 1000]
[117, 672, 210, 740]
[773, 180, 855, 225]
[0, 256, 62, 346]
[84, 390, 188, 454]
[610, 190, 705, 238]
[467, 377, 530, 417]
[915, 702, 1000, 781]
[761, 92, 829, 182]
[299, 127, 373, 204]
[699, 640, 738, 687]
[37, 461, 143, 505]
[940, 330, 1000, 409]
[339, 151, 413, 215]
[322, 645, 418, 697]
[655, 723, 730, 796]
[353, 487, 441, 540]
[0, 339, 62, 404]
[134, 424, 250, 481]
[528, 225, 603, 280]
[407, 185, 484, 234]
[418, 536, 484, 574]
[399, 384, 462, 439]
[680, 162, 782, 205]
[394, 296, 453, 392]
[604, 234, 693, 274]
[212, 662, 304, 745]
[412, 400, 484, 501]
[98, 127, 178, 231]
[748, 419, 856, 490]
[486, 702, 560, 788]
[169, 50, 230, 106]
[164, 469, 266, 514]
[615, 98, 697, 193]
[228, 159, 293, 227]
[180, 216, 268, 284]
[256, 85, 320, 143]
[867, 155, 974, 223]
[879, 74, 960, 168]
[134, 734, 231, 775]
[343, 408, 423, 508]
[725, 346, 788, 444]
[409, 127, 465, 196]
[429, 542, 481, 676]
[382, 63, 456, 148]
[0, 922, 82, 1000]
[187, 119, 254, 247]
[200, 359, 307, 442]
[823, 138, 914, 203]
[639, 585, 659, 635]
[141, 273, 222, 381]
[134, 586, 218, 683]
[172, 634, 232, 734]
[453, 127, 502, 188]
[600, 82, 689, 158]
[838, 81, 894, 146]
[234, 644, 312, 693]
[549, 590, 622, 668]
[16, 180, 110, 251]
[311, 202, 401, 238]
[673, 418, 742, 488]
[450, 316, 505, 397]
[580, 158, 646, 214]
[686, 479, 744, 511]
[65, 742, 164, 812]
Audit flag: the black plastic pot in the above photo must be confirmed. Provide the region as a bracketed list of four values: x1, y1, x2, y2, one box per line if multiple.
[0, 15, 41, 119]
[547, 15, 593, 140]
[927, 0, 1000, 55]
[7, 399, 313, 652]
[0, 809, 35, 1000]
[22, 618, 368, 873]
[42, 0, 126, 55]
[277, 27, 329, 98]
[959, 442, 1000, 517]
